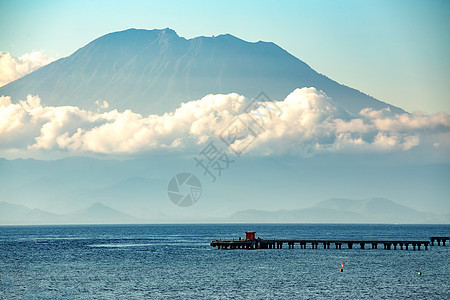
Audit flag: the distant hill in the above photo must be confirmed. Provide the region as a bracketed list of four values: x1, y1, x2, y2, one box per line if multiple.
[229, 198, 448, 223]
[230, 207, 366, 223]
[0, 28, 404, 115]
[0, 201, 62, 225]
[65, 202, 139, 224]
[1, 197, 448, 224]
[0, 201, 139, 225]
[314, 197, 430, 221]
[1, 156, 449, 222]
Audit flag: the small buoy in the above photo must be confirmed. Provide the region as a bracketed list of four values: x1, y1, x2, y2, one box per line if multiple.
[340, 262, 344, 272]
[418, 272, 422, 276]
[418, 265, 422, 276]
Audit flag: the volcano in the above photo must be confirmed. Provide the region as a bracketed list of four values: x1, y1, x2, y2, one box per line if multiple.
[0, 28, 404, 115]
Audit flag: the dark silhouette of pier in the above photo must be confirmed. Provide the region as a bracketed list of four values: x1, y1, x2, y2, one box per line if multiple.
[430, 236, 448, 246]
[210, 232, 449, 251]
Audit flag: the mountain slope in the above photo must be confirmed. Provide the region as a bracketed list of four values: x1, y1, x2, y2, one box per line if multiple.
[0, 201, 139, 225]
[0, 201, 61, 224]
[66, 202, 138, 224]
[314, 197, 435, 222]
[0, 28, 404, 115]
[229, 198, 446, 223]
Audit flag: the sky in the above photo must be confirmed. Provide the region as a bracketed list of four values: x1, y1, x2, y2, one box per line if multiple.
[0, 0, 449, 219]
[0, 0, 449, 114]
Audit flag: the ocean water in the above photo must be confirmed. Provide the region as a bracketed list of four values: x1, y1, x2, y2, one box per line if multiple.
[0, 224, 449, 299]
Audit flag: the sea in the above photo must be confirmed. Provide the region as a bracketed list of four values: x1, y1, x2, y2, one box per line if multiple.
[0, 224, 449, 299]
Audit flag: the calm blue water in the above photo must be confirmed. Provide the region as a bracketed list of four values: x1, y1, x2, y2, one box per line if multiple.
[0, 224, 449, 299]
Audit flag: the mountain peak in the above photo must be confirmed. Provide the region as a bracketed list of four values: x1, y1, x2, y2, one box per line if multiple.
[215, 33, 241, 40]
[99, 28, 180, 43]
[160, 28, 178, 36]
[0, 28, 405, 115]
[88, 202, 109, 209]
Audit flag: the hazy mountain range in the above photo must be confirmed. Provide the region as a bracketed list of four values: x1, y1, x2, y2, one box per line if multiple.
[230, 198, 450, 224]
[0, 28, 404, 115]
[1, 197, 448, 225]
[0, 201, 138, 225]
[1, 154, 448, 221]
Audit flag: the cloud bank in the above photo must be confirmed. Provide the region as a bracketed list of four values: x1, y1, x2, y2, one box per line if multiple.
[0, 51, 54, 87]
[1, 88, 449, 159]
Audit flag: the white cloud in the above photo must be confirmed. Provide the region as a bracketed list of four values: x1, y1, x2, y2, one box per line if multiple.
[0, 51, 55, 87]
[95, 100, 109, 110]
[0, 88, 449, 159]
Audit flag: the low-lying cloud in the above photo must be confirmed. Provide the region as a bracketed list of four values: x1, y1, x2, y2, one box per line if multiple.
[0, 51, 54, 87]
[1, 88, 449, 159]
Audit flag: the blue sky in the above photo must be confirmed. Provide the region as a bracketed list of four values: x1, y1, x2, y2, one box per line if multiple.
[0, 0, 448, 113]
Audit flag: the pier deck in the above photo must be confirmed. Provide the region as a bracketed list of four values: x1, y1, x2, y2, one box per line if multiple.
[211, 235, 449, 251]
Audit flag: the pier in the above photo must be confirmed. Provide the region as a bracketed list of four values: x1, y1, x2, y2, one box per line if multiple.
[210, 232, 449, 251]
[430, 236, 448, 246]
